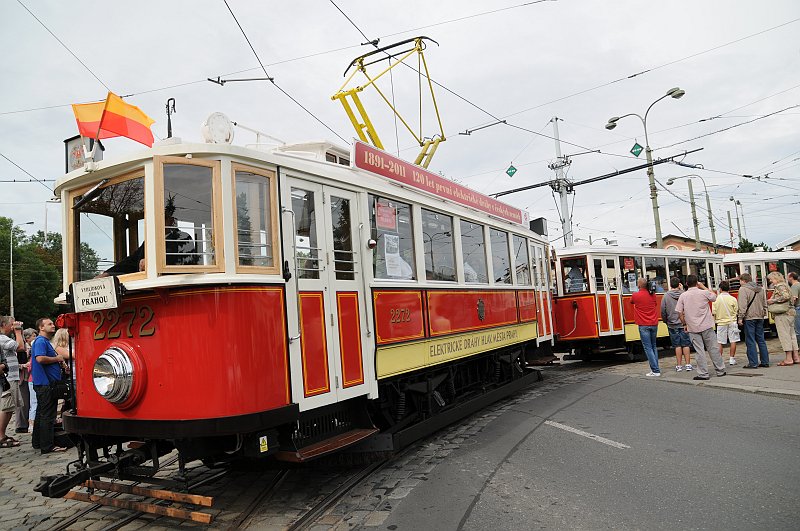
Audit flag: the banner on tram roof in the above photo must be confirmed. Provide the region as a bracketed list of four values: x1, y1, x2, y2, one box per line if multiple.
[354, 141, 525, 225]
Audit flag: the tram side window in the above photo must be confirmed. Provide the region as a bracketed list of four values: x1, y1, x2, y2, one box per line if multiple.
[780, 259, 800, 279]
[162, 163, 216, 268]
[233, 168, 276, 270]
[369, 196, 415, 280]
[619, 256, 643, 293]
[73, 173, 145, 280]
[490, 229, 512, 284]
[460, 220, 488, 283]
[562, 256, 588, 293]
[688, 258, 708, 286]
[513, 235, 531, 285]
[422, 209, 456, 281]
[645, 256, 668, 292]
[668, 257, 688, 286]
[291, 188, 320, 279]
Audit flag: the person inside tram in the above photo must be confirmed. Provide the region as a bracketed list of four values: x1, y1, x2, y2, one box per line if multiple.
[100, 198, 198, 276]
[566, 264, 588, 293]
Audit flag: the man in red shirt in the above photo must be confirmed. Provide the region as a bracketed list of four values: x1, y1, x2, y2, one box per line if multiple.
[631, 278, 661, 376]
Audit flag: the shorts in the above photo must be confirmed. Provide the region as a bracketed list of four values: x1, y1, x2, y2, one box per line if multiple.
[716, 323, 740, 345]
[1, 381, 21, 412]
[668, 326, 691, 348]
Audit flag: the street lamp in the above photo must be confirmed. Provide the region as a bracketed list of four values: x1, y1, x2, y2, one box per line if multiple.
[605, 87, 686, 249]
[729, 196, 747, 242]
[666, 174, 716, 252]
[9, 221, 34, 319]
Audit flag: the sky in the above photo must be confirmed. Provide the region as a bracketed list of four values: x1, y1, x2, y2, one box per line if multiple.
[1, 0, 799, 250]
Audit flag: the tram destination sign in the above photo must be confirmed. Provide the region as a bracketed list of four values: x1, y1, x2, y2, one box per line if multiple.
[70, 276, 119, 313]
[354, 141, 524, 225]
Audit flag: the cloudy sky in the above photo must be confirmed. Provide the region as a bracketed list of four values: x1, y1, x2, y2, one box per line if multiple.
[2, 0, 799, 249]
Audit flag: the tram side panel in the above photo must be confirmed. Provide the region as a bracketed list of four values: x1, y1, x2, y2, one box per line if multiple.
[552, 295, 599, 341]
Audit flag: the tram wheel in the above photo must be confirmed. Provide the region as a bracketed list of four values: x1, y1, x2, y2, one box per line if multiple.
[626, 343, 646, 362]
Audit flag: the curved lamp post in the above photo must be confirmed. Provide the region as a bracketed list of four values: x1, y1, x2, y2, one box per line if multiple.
[666, 174, 716, 252]
[606, 87, 686, 248]
[9, 221, 34, 319]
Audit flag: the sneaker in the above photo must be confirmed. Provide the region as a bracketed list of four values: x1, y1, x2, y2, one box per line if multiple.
[646, 371, 661, 377]
[693, 375, 710, 381]
[717, 371, 727, 377]
[729, 357, 736, 365]
[675, 365, 684, 372]
[684, 364, 694, 371]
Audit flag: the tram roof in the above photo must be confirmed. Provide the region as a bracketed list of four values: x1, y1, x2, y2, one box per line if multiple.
[555, 245, 722, 260]
[722, 250, 800, 263]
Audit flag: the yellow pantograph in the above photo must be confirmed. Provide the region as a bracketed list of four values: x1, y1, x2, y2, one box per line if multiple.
[332, 37, 445, 168]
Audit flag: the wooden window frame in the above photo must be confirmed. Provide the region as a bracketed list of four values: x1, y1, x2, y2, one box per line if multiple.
[67, 168, 146, 283]
[230, 163, 280, 275]
[154, 156, 224, 274]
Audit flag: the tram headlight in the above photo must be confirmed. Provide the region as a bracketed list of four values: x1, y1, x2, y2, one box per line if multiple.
[93, 347, 134, 404]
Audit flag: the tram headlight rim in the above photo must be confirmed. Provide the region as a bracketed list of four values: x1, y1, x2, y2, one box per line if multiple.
[93, 346, 134, 404]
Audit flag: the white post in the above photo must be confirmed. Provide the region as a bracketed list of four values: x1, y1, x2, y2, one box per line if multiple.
[9, 229, 13, 319]
[551, 117, 573, 247]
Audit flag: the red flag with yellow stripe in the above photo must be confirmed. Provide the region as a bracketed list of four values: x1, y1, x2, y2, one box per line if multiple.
[72, 92, 155, 147]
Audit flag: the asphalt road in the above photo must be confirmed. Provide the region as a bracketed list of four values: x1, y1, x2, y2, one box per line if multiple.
[383, 373, 800, 530]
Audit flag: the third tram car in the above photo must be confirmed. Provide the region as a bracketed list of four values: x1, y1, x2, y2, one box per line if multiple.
[38, 126, 555, 497]
[553, 246, 723, 359]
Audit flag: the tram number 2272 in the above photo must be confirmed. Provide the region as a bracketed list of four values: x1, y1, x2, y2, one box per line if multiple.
[92, 306, 156, 340]
[389, 308, 412, 323]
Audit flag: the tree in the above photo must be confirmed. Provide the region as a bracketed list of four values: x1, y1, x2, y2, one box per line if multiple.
[737, 238, 772, 253]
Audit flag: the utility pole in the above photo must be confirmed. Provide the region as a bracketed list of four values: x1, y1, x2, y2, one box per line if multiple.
[688, 179, 700, 250]
[548, 117, 573, 247]
[705, 192, 716, 252]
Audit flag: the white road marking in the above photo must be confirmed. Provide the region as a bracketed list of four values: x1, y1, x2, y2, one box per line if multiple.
[544, 420, 630, 449]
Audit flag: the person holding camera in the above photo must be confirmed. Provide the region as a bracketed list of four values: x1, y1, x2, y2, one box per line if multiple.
[676, 275, 726, 381]
[631, 277, 661, 376]
[30, 318, 69, 454]
[0, 316, 25, 447]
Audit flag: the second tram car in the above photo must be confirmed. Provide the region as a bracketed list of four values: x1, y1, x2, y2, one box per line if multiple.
[553, 246, 723, 359]
[38, 131, 555, 497]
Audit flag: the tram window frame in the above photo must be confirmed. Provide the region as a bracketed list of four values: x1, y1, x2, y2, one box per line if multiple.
[645, 256, 668, 292]
[688, 258, 709, 286]
[489, 228, 512, 285]
[68, 169, 146, 282]
[155, 156, 224, 274]
[619, 255, 643, 293]
[459, 219, 488, 284]
[231, 163, 280, 275]
[421, 208, 456, 282]
[512, 234, 532, 286]
[780, 259, 800, 279]
[369, 195, 416, 281]
[562, 256, 589, 294]
[668, 257, 688, 286]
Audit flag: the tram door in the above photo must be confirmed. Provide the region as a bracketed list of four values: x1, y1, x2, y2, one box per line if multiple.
[284, 180, 372, 410]
[531, 242, 553, 341]
[593, 256, 623, 336]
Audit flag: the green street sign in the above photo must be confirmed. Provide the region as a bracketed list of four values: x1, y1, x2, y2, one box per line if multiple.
[630, 143, 644, 157]
[506, 165, 517, 177]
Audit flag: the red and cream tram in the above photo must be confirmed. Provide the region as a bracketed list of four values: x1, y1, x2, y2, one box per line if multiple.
[553, 246, 723, 359]
[38, 127, 554, 497]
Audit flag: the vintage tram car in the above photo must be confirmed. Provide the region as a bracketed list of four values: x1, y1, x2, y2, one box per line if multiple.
[552, 246, 723, 359]
[37, 130, 554, 497]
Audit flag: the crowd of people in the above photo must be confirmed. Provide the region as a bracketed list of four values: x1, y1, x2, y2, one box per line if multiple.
[631, 271, 800, 377]
[0, 315, 72, 454]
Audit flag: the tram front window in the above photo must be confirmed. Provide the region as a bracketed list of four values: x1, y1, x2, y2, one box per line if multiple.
[645, 256, 668, 292]
[162, 163, 216, 268]
[73, 173, 145, 280]
[234, 168, 276, 269]
[422, 209, 456, 282]
[562, 256, 588, 293]
[369, 195, 415, 280]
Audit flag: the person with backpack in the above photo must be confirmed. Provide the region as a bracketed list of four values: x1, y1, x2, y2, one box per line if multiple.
[661, 276, 693, 372]
[737, 272, 770, 368]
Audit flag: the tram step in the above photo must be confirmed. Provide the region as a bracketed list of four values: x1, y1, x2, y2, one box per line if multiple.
[275, 428, 379, 462]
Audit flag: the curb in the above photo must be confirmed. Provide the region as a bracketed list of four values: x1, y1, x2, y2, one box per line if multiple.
[657, 375, 800, 400]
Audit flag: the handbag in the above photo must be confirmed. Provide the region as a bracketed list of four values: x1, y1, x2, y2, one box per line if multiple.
[769, 300, 791, 315]
[45, 368, 70, 400]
